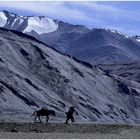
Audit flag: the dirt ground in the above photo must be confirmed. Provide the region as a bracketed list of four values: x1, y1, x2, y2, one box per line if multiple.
[0, 122, 140, 138]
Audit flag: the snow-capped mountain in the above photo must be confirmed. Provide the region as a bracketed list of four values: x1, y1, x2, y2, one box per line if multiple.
[0, 10, 58, 34]
[1, 27, 140, 123]
[0, 10, 89, 52]
[1, 10, 140, 65]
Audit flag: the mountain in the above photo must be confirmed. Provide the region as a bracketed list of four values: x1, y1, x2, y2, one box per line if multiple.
[0, 10, 58, 34]
[66, 29, 140, 64]
[0, 10, 90, 53]
[38, 20, 90, 52]
[1, 10, 140, 65]
[1, 27, 140, 123]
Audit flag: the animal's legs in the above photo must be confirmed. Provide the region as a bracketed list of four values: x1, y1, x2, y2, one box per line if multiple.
[46, 116, 49, 124]
[38, 116, 42, 123]
[34, 115, 37, 122]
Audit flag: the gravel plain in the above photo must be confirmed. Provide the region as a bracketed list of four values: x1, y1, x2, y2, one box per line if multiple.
[0, 122, 140, 138]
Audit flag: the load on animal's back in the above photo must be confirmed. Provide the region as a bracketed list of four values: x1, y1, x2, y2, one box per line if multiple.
[32, 108, 55, 123]
[37, 108, 55, 116]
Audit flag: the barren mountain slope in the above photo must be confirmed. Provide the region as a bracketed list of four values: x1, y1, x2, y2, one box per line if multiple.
[0, 28, 140, 123]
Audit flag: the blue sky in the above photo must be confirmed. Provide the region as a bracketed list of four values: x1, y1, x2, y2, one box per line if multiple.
[0, 1, 140, 36]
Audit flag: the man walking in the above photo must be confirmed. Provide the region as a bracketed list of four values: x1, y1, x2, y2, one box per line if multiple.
[65, 106, 77, 124]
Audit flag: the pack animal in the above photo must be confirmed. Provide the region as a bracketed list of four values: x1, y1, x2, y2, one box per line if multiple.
[32, 108, 56, 123]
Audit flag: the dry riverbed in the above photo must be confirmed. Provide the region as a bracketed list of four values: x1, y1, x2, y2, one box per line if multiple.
[0, 122, 140, 138]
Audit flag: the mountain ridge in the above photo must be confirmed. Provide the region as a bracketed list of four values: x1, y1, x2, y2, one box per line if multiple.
[1, 10, 140, 65]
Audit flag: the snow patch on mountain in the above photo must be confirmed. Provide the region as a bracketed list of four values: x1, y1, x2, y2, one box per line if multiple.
[11, 18, 24, 27]
[136, 37, 140, 42]
[107, 29, 130, 39]
[0, 12, 7, 27]
[132, 36, 140, 42]
[24, 17, 58, 34]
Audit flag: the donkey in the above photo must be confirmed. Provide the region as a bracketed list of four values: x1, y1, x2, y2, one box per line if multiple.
[32, 108, 55, 123]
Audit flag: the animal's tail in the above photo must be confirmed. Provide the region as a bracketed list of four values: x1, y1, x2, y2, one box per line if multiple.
[31, 111, 37, 116]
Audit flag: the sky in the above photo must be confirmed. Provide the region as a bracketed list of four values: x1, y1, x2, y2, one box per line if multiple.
[0, 1, 140, 36]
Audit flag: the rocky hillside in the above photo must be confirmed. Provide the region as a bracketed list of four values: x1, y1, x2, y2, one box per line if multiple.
[0, 28, 140, 123]
[98, 61, 140, 83]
